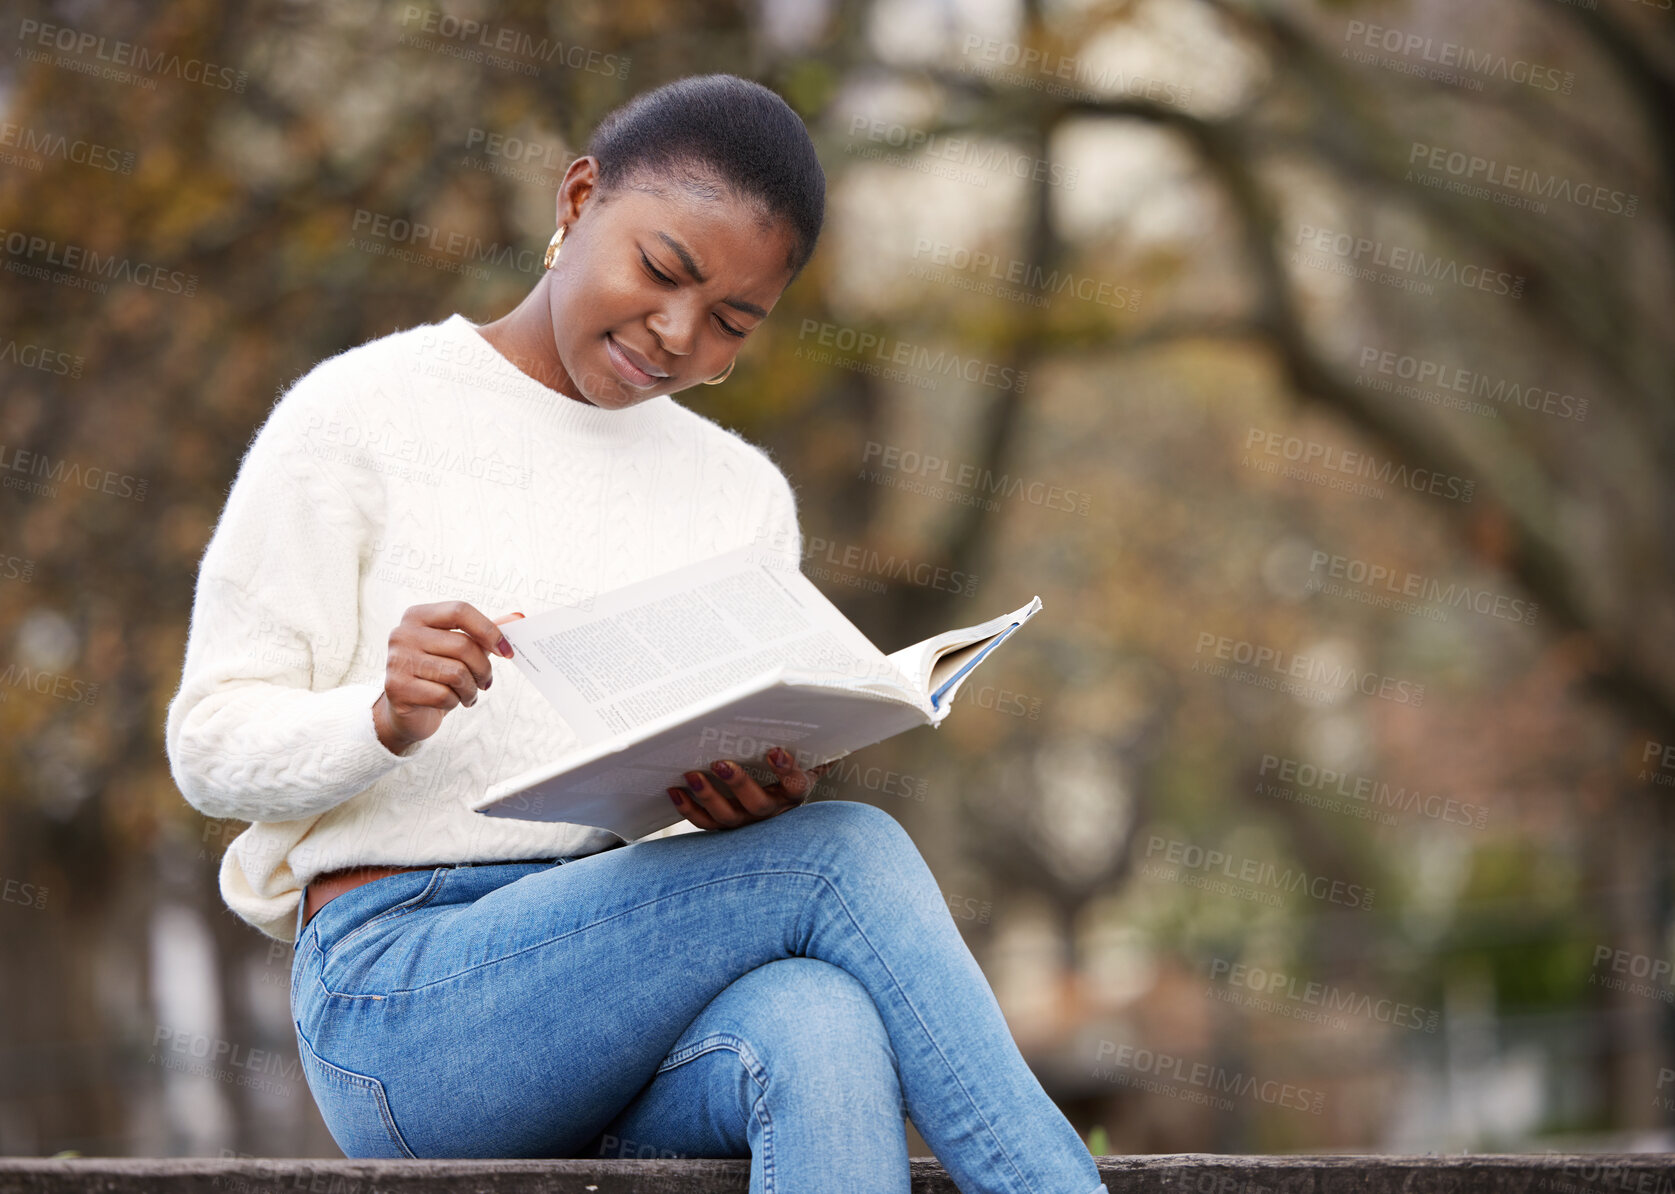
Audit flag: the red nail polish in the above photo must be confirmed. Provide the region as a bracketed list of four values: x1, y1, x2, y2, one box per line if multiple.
[668, 788, 684, 805]
[685, 771, 706, 789]
[712, 761, 734, 779]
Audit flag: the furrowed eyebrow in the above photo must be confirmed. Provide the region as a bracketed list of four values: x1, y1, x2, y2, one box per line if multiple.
[723, 296, 768, 319]
[656, 230, 769, 321]
[656, 231, 707, 283]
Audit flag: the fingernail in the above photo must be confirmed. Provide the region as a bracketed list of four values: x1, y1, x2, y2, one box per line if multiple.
[668, 788, 685, 805]
[685, 771, 706, 789]
[768, 747, 790, 769]
[712, 761, 735, 779]
[498, 637, 514, 658]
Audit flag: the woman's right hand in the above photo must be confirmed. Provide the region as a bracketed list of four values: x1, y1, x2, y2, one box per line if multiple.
[372, 601, 522, 755]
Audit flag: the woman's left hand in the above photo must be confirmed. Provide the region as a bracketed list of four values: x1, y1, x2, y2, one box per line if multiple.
[669, 746, 832, 830]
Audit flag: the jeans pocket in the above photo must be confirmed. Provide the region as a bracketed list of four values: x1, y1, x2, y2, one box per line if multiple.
[317, 867, 449, 967]
[295, 1019, 417, 1159]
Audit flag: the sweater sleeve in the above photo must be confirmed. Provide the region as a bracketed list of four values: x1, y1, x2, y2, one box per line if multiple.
[165, 356, 429, 824]
[757, 455, 804, 571]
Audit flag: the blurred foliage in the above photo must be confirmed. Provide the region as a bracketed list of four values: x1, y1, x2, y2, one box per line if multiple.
[1, 0, 1673, 1160]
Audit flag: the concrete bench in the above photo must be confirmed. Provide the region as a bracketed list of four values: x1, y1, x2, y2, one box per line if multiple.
[0, 1155, 1670, 1193]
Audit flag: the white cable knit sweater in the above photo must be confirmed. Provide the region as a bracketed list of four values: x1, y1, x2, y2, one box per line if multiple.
[165, 313, 803, 942]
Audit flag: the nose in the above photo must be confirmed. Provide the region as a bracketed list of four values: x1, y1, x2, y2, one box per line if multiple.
[646, 303, 698, 358]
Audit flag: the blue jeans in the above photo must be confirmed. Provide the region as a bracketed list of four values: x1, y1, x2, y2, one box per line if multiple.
[289, 799, 1106, 1194]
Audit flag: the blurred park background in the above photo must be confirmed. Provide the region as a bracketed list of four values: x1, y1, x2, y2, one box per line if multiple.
[3, 0, 1675, 1161]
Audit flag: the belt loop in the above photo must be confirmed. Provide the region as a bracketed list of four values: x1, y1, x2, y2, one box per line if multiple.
[293, 885, 309, 946]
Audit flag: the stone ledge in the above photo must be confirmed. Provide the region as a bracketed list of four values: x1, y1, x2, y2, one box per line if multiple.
[0, 1154, 1668, 1194]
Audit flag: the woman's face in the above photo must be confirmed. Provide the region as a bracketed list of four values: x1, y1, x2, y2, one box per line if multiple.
[545, 156, 798, 409]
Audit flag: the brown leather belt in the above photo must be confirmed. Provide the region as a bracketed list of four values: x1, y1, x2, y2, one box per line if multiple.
[301, 863, 434, 931]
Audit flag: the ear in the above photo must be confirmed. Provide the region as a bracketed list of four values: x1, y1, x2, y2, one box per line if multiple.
[556, 155, 602, 226]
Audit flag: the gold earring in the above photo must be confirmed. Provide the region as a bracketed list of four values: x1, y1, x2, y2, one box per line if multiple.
[543, 225, 567, 269]
[702, 360, 735, 386]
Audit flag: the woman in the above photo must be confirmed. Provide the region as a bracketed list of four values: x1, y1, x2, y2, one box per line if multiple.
[166, 74, 1105, 1194]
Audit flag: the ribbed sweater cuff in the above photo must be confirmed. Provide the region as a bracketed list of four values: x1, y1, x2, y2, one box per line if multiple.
[315, 680, 433, 788]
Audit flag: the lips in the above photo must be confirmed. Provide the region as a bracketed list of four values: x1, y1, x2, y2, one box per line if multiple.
[605, 333, 668, 388]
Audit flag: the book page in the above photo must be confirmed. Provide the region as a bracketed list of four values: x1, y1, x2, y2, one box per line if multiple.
[928, 618, 1028, 709]
[884, 594, 1044, 700]
[476, 675, 932, 839]
[500, 545, 915, 743]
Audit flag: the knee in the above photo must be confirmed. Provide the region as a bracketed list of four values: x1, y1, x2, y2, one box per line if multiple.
[797, 799, 926, 878]
[768, 801, 945, 928]
[732, 959, 899, 1095]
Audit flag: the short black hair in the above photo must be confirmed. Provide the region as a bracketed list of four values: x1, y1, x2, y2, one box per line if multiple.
[586, 73, 826, 279]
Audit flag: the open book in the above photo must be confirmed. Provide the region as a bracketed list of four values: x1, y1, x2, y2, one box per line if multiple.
[469, 543, 1041, 840]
